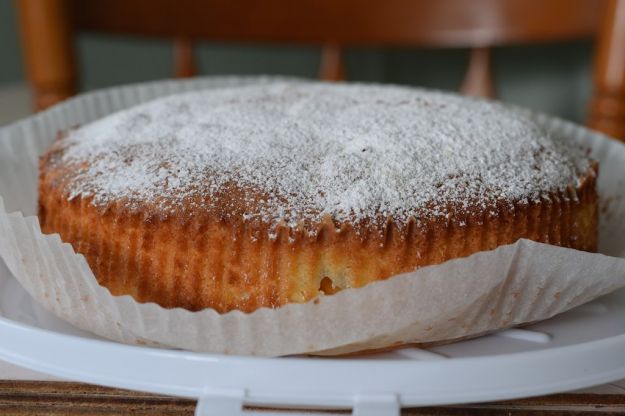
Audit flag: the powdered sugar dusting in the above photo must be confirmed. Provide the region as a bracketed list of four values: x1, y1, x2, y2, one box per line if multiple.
[54, 82, 591, 231]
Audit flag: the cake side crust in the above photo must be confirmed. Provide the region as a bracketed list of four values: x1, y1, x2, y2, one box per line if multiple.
[38, 163, 598, 313]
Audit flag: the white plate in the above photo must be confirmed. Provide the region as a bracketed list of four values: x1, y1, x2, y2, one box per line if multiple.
[1, 257, 625, 415]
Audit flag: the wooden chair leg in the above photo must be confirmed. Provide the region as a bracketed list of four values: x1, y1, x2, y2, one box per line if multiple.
[460, 47, 496, 99]
[15, 0, 77, 111]
[319, 43, 346, 82]
[588, 0, 625, 140]
[173, 37, 197, 78]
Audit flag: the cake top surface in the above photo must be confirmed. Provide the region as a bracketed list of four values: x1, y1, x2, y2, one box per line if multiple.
[50, 82, 592, 232]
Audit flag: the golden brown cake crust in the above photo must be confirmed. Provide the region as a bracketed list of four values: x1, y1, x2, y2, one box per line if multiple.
[38, 163, 598, 313]
[37, 83, 599, 313]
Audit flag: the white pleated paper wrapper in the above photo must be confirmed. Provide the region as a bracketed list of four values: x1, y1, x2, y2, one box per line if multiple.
[1, 76, 625, 357]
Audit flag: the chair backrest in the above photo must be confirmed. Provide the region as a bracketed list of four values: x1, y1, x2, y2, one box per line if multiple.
[17, 0, 625, 139]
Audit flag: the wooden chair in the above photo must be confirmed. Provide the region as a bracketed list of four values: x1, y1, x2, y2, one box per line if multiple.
[14, 0, 625, 139]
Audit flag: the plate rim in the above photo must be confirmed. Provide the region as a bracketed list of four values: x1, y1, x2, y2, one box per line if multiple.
[1, 311, 625, 409]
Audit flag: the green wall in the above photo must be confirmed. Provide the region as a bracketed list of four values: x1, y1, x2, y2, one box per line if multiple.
[0, 0, 23, 83]
[1, 0, 593, 122]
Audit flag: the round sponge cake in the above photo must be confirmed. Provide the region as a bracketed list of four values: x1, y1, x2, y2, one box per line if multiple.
[38, 83, 598, 313]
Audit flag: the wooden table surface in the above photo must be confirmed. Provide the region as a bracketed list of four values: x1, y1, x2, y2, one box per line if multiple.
[0, 381, 624, 415]
[0, 380, 623, 415]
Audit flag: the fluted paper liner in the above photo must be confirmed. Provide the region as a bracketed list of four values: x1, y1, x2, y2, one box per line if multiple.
[1, 76, 625, 356]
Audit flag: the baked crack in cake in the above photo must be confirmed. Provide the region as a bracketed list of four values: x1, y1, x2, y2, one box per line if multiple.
[38, 83, 598, 313]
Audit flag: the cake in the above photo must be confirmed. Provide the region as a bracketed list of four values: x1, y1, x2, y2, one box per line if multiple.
[38, 82, 598, 313]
